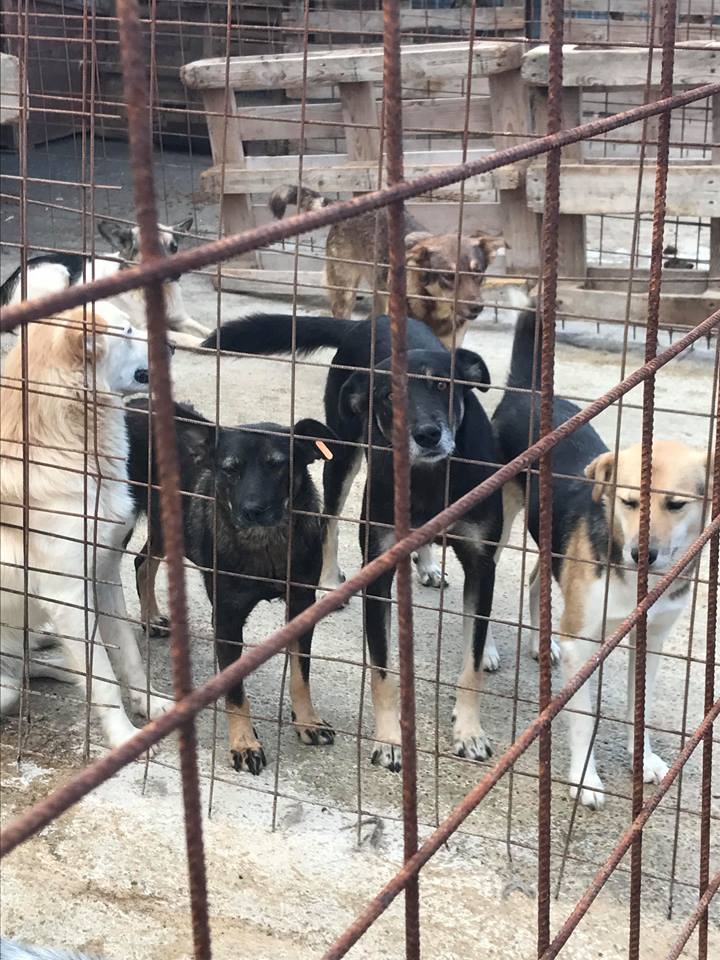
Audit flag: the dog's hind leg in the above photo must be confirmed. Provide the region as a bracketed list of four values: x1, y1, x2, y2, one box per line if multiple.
[135, 543, 170, 637]
[326, 258, 360, 319]
[214, 586, 266, 775]
[287, 587, 335, 747]
[97, 549, 169, 722]
[451, 545, 495, 761]
[320, 446, 363, 590]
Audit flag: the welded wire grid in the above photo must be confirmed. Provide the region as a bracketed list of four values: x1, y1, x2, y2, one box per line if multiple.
[0, 1, 718, 958]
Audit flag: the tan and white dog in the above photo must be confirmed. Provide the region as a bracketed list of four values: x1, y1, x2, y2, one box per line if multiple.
[493, 308, 711, 808]
[0, 305, 169, 749]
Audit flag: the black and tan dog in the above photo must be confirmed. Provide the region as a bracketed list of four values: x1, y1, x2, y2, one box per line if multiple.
[493, 308, 711, 809]
[270, 185, 503, 347]
[125, 399, 336, 774]
[204, 314, 503, 771]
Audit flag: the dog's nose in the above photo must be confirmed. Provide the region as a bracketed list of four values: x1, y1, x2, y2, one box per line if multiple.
[413, 424, 442, 449]
[631, 546, 659, 566]
[134, 367, 149, 384]
[242, 503, 272, 523]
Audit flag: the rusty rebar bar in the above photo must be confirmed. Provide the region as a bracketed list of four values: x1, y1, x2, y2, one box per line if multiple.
[664, 869, 720, 960]
[382, 2, 420, 957]
[540, 697, 720, 960]
[2, 308, 717, 862]
[319, 521, 720, 960]
[2, 84, 718, 335]
[115, 1, 211, 956]
[629, 4, 678, 956]
[536, 0, 564, 949]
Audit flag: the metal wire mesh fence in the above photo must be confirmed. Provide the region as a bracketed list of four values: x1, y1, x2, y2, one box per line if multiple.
[0, 1, 718, 958]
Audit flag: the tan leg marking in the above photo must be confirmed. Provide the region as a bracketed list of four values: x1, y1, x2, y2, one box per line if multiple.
[288, 640, 335, 746]
[227, 697, 266, 775]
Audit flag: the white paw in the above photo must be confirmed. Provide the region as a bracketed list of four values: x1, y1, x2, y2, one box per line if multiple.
[629, 751, 669, 784]
[131, 688, 170, 720]
[412, 549, 448, 588]
[320, 564, 346, 592]
[453, 731, 493, 762]
[482, 639, 501, 673]
[107, 719, 158, 758]
[569, 769, 605, 810]
[371, 740, 402, 772]
[452, 710, 493, 761]
[530, 633, 560, 666]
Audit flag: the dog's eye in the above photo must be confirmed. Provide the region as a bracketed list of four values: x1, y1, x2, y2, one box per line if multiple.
[169, 241, 178, 254]
[620, 497, 639, 509]
[436, 380, 448, 391]
[666, 499, 688, 511]
[439, 273, 455, 287]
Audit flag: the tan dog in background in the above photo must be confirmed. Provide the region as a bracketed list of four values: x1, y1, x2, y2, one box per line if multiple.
[0, 305, 169, 749]
[270, 185, 503, 347]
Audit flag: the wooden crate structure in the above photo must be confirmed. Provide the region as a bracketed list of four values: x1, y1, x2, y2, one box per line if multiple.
[181, 40, 526, 298]
[522, 41, 719, 326]
[543, 0, 719, 44]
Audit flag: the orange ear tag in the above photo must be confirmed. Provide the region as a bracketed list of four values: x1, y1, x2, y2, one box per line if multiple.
[315, 440, 333, 460]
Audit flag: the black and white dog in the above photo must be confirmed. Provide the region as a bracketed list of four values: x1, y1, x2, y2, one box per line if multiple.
[125, 398, 337, 774]
[203, 315, 503, 771]
[1, 218, 210, 346]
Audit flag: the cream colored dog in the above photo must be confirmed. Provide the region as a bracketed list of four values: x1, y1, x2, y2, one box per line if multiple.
[0, 305, 169, 749]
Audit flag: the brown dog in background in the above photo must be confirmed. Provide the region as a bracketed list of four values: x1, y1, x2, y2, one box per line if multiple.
[270, 185, 503, 348]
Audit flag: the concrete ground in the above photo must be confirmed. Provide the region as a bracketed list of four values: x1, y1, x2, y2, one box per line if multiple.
[1, 139, 718, 959]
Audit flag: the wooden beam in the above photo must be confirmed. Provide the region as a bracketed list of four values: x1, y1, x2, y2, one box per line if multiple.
[202, 89, 258, 268]
[711, 94, 720, 282]
[182, 41, 525, 91]
[230, 96, 493, 142]
[0, 53, 20, 125]
[281, 8, 525, 34]
[521, 42, 720, 87]
[555, 283, 720, 328]
[488, 69, 540, 275]
[339, 82, 380, 164]
[201, 159, 520, 202]
[526, 163, 720, 217]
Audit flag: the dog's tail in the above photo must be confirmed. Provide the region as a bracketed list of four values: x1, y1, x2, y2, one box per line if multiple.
[269, 185, 333, 220]
[506, 292, 542, 390]
[202, 314, 356, 355]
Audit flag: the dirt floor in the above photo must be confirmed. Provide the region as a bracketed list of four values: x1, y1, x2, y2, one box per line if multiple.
[1, 140, 718, 959]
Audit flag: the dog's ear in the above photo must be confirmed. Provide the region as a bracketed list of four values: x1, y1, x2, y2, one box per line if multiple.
[469, 233, 505, 272]
[173, 216, 193, 236]
[97, 219, 135, 258]
[292, 418, 338, 465]
[404, 230, 432, 251]
[338, 371, 370, 422]
[178, 415, 215, 464]
[585, 451, 616, 502]
[454, 348, 490, 393]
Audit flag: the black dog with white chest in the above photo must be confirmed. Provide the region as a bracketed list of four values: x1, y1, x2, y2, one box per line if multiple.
[125, 398, 336, 774]
[204, 315, 503, 772]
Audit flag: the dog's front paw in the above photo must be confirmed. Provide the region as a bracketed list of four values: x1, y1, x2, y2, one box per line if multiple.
[107, 718, 159, 758]
[292, 711, 335, 746]
[230, 726, 267, 775]
[569, 769, 606, 810]
[628, 750, 669, 784]
[453, 731, 493, 762]
[482, 633, 501, 673]
[131, 687, 170, 721]
[530, 632, 561, 666]
[145, 615, 171, 638]
[412, 548, 449, 589]
[371, 741, 402, 772]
